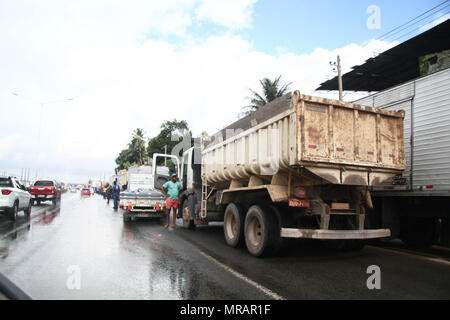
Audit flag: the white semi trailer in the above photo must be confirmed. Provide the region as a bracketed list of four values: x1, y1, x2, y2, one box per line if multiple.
[354, 67, 450, 248]
[178, 91, 406, 257]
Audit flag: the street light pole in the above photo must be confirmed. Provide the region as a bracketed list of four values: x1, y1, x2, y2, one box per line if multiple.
[12, 93, 74, 180]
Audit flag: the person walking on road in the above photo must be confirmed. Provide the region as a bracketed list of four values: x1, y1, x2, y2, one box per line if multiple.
[112, 180, 120, 210]
[106, 185, 113, 204]
[161, 173, 182, 228]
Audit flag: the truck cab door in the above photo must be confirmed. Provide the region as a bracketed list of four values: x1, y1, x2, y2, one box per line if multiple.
[152, 153, 181, 189]
[179, 147, 202, 191]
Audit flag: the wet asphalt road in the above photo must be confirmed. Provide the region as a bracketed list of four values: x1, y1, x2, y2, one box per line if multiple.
[0, 192, 449, 300]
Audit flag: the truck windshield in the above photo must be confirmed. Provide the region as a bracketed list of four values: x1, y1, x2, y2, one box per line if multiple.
[34, 181, 54, 186]
[0, 178, 13, 188]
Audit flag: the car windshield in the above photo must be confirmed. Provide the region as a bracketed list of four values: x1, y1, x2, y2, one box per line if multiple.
[1, 1, 448, 303]
[0, 178, 13, 188]
[34, 181, 54, 187]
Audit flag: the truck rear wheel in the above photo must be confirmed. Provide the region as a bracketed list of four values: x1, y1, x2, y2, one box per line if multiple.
[182, 196, 196, 230]
[224, 203, 245, 247]
[400, 217, 437, 248]
[244, 205, 279, 257]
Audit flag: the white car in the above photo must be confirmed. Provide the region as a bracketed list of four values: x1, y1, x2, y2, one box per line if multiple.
[0, 177, 32, 220]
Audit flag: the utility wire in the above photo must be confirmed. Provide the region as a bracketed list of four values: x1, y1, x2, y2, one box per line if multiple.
[389, 10, 450, 43]
[380, 5, 450, 43]
[377, 0, 450, 41]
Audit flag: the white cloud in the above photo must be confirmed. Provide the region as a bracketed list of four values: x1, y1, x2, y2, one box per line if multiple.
[419, 13, 450, 32]
[195, 0, 258, 29]
[0, 1, 397, 183]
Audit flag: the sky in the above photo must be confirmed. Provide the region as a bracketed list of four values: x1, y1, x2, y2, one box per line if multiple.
[0, 0, 448, 183]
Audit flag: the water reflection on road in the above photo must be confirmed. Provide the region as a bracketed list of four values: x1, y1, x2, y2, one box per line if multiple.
[0, 204, 60, 260]
[0, 194, 248, 299]
[121, 220, 201, 299]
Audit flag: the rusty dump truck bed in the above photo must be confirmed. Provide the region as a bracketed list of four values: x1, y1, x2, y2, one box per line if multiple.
[203, 91, 405, 187]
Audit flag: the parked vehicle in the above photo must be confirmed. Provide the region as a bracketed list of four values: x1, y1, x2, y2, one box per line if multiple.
[178, 91, 406, 257]
[354, 67, 450, 248]
[120, 155, 178, 222]
[0, 177, 32, 220]
[81, 188, 91, 197]
[29, 180, 61, 205]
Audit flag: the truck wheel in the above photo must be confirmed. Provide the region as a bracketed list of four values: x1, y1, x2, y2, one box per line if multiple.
[181, 196, 195, 230]
[244, 205, 279, 257]
[400, 217, 437, 248]
[224, 203, 245, 247]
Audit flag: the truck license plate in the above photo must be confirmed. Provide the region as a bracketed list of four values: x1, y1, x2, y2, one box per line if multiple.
[288, 198, 310, 207]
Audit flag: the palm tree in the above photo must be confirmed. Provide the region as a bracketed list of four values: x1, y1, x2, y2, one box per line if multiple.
[242, 75, 292, 116]
[129, 128, 146, 165]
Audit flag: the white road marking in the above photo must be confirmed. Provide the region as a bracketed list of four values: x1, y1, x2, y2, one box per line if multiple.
[198, 250, 286, 300]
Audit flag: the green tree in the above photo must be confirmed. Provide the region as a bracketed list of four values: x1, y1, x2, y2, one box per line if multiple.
[147, 119, 191, 160]
[115, 148, 133, 171]
[242, 75, 292, 116]
[129, 128, 147, 165]
[115, 128, 147, 171]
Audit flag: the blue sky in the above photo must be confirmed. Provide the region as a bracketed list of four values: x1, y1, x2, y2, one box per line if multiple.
[187, 0, 448, 55]
[249, 0, 447, 54]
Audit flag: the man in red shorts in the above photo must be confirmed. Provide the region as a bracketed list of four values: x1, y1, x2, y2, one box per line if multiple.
[161, 173, 182, 228]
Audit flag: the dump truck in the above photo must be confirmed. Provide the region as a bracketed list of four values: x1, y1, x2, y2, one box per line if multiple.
[178, 91, 406, 256]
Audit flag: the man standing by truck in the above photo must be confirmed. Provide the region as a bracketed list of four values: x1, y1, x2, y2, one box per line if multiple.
[161, 173, 182, 228]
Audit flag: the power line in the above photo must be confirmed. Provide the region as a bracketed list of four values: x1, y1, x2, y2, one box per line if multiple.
[381, 6, 450, 43]
[389, 11, 450, 43]
[377, 0, 450, 41]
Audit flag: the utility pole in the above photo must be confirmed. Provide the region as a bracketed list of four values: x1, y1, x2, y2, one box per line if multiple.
[337, 55, 343, 101]
[330, 55, 343, 101]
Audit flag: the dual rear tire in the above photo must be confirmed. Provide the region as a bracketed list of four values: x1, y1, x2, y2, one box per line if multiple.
[224, 203, 281, 257]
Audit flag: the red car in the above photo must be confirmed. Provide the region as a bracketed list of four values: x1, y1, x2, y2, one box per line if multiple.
[29, 180, 62, 205]
[81, 188, 91, 197]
